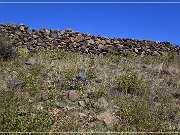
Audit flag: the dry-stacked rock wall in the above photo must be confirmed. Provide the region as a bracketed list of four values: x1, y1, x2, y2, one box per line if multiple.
[0, 24, 180, 55]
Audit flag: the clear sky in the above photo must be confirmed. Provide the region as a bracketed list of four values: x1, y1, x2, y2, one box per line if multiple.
[0, 0, 180, 45]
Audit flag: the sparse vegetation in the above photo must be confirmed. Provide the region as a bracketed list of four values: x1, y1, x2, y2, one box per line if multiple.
[0, 41, 179, 132]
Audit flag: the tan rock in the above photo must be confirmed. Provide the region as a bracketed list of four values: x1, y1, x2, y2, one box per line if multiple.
[98, 44, 106, 49]
[88, 39, 95, 45]
[68, 90, 79, 101]
[97, 111, 116, 126]
[134, 48, 138, 53]
[78, 100, 85, 107]
[94, 97, 108, 109]
[46, 30, 51, 35]
[39, 27, 46, 33]
[117, 44, 124, 49]
[79, 112, 87, 118]
[101, 40, 106, 45]
[15, 30, 22, 36]
[19, 26, 25, 31]
[106, 39, 111, 44]
[74, 35, 83, 42]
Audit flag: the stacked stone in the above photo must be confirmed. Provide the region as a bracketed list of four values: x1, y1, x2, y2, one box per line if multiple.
[0, 23, 179, 55]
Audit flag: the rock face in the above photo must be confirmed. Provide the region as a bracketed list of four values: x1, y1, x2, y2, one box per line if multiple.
[0, 23, 180, 56]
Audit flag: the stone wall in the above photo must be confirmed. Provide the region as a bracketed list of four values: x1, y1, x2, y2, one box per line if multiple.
[0, 24, 180, 55]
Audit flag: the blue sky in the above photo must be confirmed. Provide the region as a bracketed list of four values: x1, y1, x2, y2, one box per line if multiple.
[0, 0, 180, 45]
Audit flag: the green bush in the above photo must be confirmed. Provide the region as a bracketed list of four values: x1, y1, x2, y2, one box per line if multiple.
[0, 34, 16, 60]
[117, 73, 146, 95]
[114, 97, 169, 132]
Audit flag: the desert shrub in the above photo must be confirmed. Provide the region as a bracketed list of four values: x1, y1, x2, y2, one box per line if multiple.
[114, 97, 169, 132]
[116, 72, 146, 95]
[0, 34, 16, 60]
[48, 49, 67, 60]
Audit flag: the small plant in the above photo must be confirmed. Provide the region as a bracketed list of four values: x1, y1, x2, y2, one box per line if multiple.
[76, 83, 86, 93]
[0, 34, 17, 60]
[87, 69, 96, 79]
[96, 87, 106, 98]
[48, 49, 67, 60]
[64, 68, 76, 80]
[122, 50, 135, 58]
[117, 73, 146, 95]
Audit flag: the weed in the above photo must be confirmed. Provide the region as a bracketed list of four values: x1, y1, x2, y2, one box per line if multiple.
[76, 83, 86, 93]
[47, 49, 67, 60]
[96, 87, 107, 98]
[122, 50, 135, 58]
[116, 72, 146, 95]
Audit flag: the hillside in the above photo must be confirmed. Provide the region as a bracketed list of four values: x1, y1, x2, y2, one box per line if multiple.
[0, 23, 180, 133]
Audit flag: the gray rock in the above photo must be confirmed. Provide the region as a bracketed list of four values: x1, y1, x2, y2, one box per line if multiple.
[27, 29, 32, 34]
[51, 33, 57, 38]
[107, 88, 120, 99]
[25, 58, 36, 65]
[78, 68, 87, 80]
